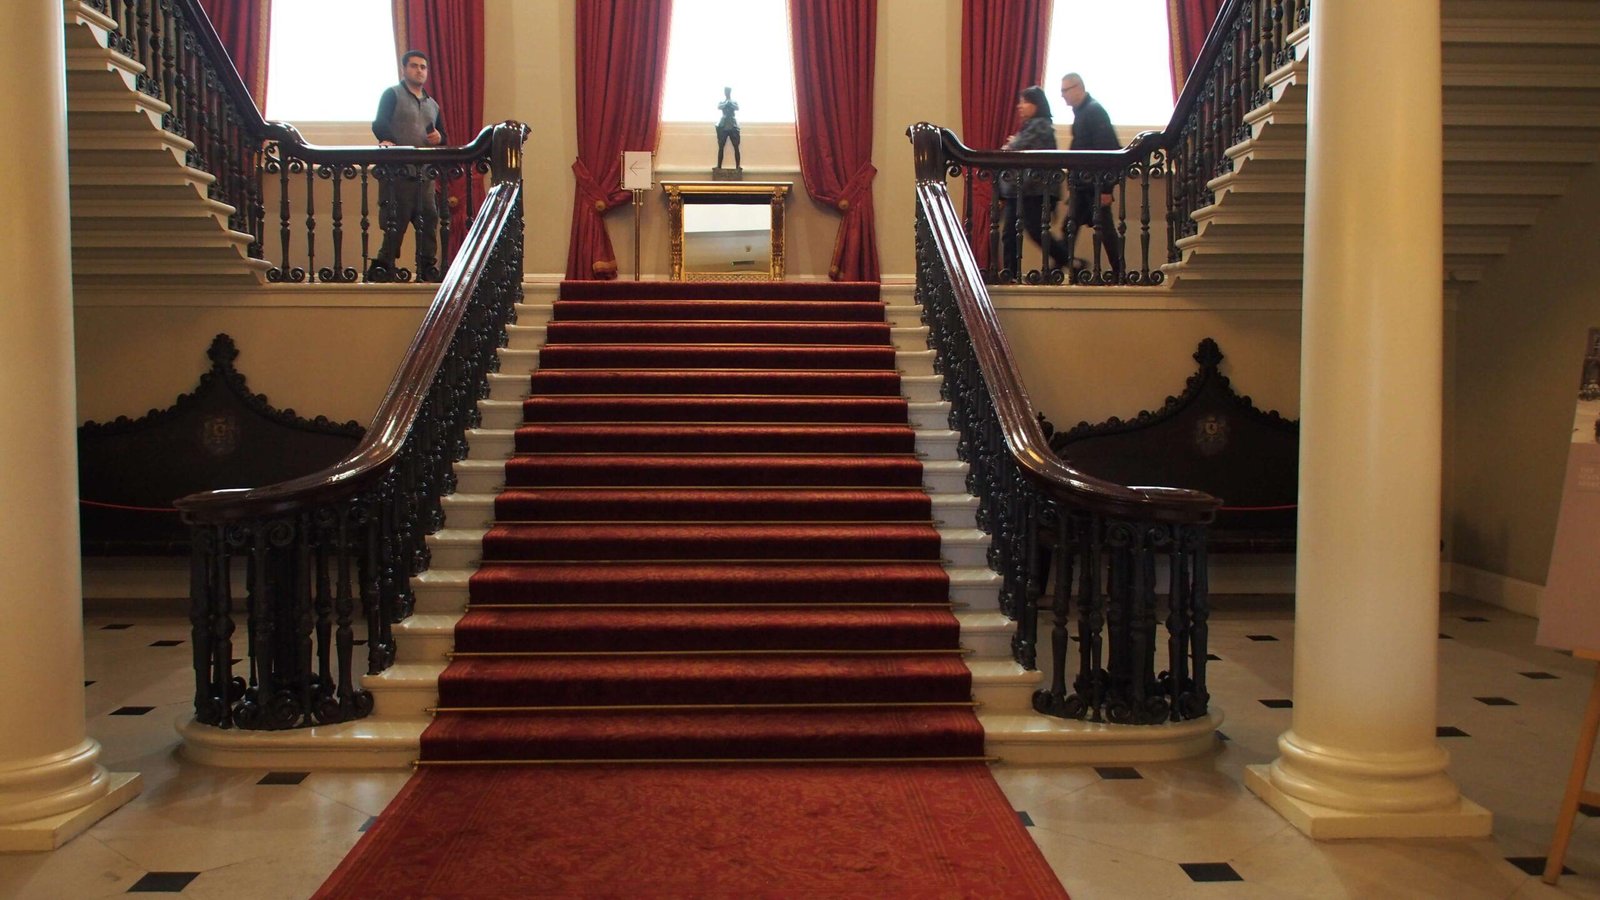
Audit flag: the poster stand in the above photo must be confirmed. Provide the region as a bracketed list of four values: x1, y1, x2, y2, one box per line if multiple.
[1545, 649, 1600, 885]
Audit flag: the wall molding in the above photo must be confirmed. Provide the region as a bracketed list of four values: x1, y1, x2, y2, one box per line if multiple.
[1447, 563, 1542, 618]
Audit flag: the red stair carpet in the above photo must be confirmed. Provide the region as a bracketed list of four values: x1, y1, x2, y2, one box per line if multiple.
[315, 281, 1066, 898]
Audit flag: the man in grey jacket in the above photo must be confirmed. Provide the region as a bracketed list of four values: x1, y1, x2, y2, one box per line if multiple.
[370, 50, 445, 281]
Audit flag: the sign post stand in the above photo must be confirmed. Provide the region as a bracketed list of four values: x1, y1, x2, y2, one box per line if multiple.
[620, 151, 653, 281]
[1545, 651, 1600, 885]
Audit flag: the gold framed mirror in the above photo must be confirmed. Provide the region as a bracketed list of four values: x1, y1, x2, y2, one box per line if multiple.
[661, 180, 791, 281]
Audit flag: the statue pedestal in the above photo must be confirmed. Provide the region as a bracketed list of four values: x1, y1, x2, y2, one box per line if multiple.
[711, 167, 743, 181]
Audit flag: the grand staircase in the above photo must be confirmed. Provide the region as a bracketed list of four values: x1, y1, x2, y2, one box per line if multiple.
[1165, 0, 1600, 290]
[355, 280, 1058, 763]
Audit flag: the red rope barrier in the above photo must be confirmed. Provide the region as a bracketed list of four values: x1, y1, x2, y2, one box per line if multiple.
[79, 499, 180, 514]
[1218, 504, 1297, 512]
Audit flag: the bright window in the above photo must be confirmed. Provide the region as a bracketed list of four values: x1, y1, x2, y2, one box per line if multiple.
[264, 0, 397, 122]
[1044, 1, 1176, 129]
[660, 0, 796, 124]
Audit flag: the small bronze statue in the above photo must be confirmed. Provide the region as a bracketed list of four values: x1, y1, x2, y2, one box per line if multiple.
[715, 87, 741, 171]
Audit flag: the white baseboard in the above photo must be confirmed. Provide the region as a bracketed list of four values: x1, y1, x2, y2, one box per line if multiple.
[1446, 563, 1542, 618]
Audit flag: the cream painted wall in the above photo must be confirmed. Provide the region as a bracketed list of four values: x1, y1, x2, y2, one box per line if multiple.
[73, 289, 432, 427]
[991, 297, 1303, 428]
[1450, 160, 1600, 586]
[481, 0, 577, 276]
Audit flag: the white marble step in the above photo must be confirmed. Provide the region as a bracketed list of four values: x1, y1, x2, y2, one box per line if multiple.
[409, 562, 1002, 617]
[485, 371, 944, 403]
[423, 524, 994, 570]
[365, 653, 1041, 721]
[457, 425, 962, 463]
[471, 397, 952, 432]
[449, 455, 970, 496]
[493, 347, 938, 379]
[515, 301, 922, 329]
[395, 606, 1018, 665]
[507, 325, 929, 353]
[439, 490, 979, 531]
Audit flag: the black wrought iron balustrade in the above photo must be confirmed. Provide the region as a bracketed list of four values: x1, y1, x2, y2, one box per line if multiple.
[939, 0, 1309, 286]
[176, 125, 528, 730]
[82, 0, 503, 284]
[911, 121, 1218, 725]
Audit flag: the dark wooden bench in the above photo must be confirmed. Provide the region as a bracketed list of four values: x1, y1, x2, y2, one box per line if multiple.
[1045, 338, 1299, 552]
[77, 334, 364, 556]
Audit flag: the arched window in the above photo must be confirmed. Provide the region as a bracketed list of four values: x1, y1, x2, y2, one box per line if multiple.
[660, 0, 796, 124]
[1044, 1, 1176, 129]
[264, 0, 398, 122]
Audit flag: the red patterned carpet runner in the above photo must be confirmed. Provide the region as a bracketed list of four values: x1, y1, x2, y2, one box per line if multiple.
[315, 281, 1066, 898]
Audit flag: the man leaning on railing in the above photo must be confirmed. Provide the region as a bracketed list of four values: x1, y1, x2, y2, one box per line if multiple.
[370, 49, 446, 283]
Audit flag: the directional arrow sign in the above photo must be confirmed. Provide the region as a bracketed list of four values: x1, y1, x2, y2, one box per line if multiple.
[622, 151, 653, 190]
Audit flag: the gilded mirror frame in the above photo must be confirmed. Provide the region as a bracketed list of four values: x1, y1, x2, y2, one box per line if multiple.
[661, 180, 791, 281]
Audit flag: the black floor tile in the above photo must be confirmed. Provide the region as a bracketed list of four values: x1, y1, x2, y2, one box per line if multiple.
[110, 706, 155, 716]
[360, 815, 379, 832]
[1439, 633, 1454, 640]
[1459, 616, 1490, 623]
[258, 771, 309, 785]
[1506, 856, 1572, 877]
[1259, 698, 1293, 709]
[1436, 726, 1470, 737]
[100, 623, 133, 630]
[1017, 810, 1035, 826]
[84, 681, 96, 687]
[1095, 766, 1142, 780]
[1216, 731, 1230, 742]
[1475, 697, 1518, 707]
[1206, 653, 1223, 661]
[1180, 862, 1243, 882]
[1580, 803, 1600, 818]
[352, 639, 368, 646]
[1246, 634, 1279, 642]
[127, 871, 200, 892]
[149, 640, 184, 647]
[1520, 671, 1559, 680]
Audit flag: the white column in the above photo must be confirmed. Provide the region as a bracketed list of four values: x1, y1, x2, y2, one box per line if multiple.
[1243, 0, 1490, 839]
[0, 0, 140, 852]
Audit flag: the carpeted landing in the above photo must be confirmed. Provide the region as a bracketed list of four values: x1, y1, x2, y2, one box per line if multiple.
[315, 281, 1066, 898]
[425, 280, 983, 764]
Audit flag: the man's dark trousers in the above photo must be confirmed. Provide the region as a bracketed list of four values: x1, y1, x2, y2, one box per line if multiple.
[1063, 187, 1123, 278]
[376, 174, 438, 272]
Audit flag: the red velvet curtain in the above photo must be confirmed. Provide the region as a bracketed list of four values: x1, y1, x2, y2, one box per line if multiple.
[393, 0, 485, 258]
[566, 0, 673, 280]
[960, 0, 1052, 269]
[196, 0, 272, 107]
[789, 0, 879, 282]
[1168, 0, 1226, 97]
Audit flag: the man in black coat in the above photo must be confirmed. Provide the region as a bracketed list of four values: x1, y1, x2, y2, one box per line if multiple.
[1054, 72, 1124, 279]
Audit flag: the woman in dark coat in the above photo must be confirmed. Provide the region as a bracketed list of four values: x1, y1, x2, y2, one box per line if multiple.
[997, 85, 1060, 277]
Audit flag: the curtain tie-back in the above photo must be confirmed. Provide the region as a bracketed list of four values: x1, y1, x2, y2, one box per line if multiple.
[572, 158, 624, 212]
[836, 163, 877, 212]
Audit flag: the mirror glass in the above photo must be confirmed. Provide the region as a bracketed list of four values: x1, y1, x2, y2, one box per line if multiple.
[682, 204, 771, 276]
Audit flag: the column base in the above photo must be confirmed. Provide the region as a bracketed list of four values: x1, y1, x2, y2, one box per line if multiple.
[0, 771, 141, 852]
[1245, 765, 1491, 839]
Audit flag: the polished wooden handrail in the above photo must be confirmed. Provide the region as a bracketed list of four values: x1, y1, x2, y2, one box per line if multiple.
[174, 122, 528, 524]
[910, 123, 1218, 525]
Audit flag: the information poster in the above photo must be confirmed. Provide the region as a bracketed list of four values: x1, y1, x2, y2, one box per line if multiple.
[1537, 328, 1600, 651]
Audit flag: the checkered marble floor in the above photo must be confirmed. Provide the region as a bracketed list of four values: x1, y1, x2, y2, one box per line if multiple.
[4, 595, 1600, 898]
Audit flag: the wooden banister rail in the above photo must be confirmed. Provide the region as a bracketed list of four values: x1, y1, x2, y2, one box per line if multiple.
[910, 121, 1219, 725]
[173, 122, 528, 731]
